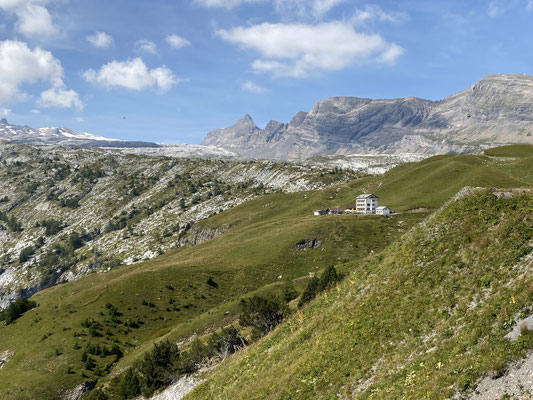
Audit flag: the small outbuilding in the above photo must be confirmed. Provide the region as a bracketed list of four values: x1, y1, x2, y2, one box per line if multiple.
[313, 210, 325, 216]
[376, 206, 391, 215]
[327, 207, 344, 215]
[344, 206, 357, 214]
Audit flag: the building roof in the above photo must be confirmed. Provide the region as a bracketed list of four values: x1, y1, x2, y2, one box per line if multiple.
[357, 193, 378, 199]
[328, 207, 344, 212]
[376, 206, 389, 210]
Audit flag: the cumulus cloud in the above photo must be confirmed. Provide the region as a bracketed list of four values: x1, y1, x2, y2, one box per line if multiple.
[38, 85, 83, 109]
[0, 107, 11, 116]
[241, 80, 268, 94]
[0, 0, 58, 37]
[87, 31, 113, 48]
[166, 34, 191, 49]
[217, 21, 403, 78]
[83, 58, 178, 92]
[194, 0, 262, 9]
[0, 40, 81, 108]
[135, 39, 158, 54]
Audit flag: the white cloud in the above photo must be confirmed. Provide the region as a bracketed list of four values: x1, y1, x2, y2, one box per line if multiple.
[488, 2, 501, 17]
[135, 39, 158, 54]
[310, 0, 342, 17]
[30, 108, 40, 113]
[83, 58, 178, 92]
[75, 116, 84, 122]
[87, 32, 113, 48]
[0, 107, 11, 116]
[0, 0, 58, 37]
[194, 0, 262, 9]
[273, 0, 342, 18]
[195, 0, 341, 16]
[38, 85, 83, 109]
[15, 3, 57, 36]
[166, 34, 191, 49]
[0, 40, 80, 108]
[527, 0, 533, 11]
[350, 4, 406, 25]
[241, 80, 268, 94]
[217, 21, 403, 78]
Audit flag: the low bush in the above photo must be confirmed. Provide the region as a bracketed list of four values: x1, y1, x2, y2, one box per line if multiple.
[298, 266, 344, 308]
[40, 219, 63, 236]
[19, 246, 34, 263]
[239, 295, 289, 339]
[0, 298, 37, 324]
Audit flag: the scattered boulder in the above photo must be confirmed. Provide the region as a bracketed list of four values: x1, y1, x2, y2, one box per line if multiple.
[293, 238, 323, 250]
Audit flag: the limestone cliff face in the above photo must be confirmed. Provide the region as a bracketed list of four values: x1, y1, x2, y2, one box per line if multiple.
[201, 74, 533, 159]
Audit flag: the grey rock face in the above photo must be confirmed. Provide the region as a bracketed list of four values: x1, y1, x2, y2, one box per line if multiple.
[201, 74, 533, 159]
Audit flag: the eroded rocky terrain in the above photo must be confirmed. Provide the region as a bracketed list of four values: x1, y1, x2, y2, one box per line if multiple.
[0, 141, 358, 309]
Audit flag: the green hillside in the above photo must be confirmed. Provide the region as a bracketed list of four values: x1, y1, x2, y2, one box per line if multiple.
[0, 193, 425, 399]
[483, 144, 533, 158]
[187, 189, 533, 400]
[0, 148, 531, 399]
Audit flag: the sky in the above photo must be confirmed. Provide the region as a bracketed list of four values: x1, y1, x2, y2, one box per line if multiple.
[0, 0, 533, 144]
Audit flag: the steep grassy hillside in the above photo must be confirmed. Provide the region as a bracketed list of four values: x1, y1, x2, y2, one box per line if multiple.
[187, 189, 533, 400]
[0, 191, 425, 399]
[0, 146, 531, 399]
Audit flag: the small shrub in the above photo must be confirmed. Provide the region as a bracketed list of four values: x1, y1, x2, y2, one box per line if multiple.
[317, 265, 344, 292]
[239, 295, 288, 339]
[298, 276, 320, 308]
[207, 326, 248, 359]
[298, 266, 344, 308]
[19, 246, 34, 263]
[138, 340, 180, 397]
[0, 298, 37, 324]
[84, 388, 108, 400]
[7, 216, 22, 232]
[282, 283, 299, 303]
[118, 368, 140, 399]
[40, 219, 63, 236]
[84, 356, 96, 371]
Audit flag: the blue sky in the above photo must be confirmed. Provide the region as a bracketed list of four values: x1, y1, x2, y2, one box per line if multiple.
[0, 0, 532, 143]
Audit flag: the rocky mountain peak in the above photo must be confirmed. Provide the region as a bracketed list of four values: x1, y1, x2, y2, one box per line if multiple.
[0, 118, 8, 125]
[201, 73, 533, 159]
[238, 114, 254, 124]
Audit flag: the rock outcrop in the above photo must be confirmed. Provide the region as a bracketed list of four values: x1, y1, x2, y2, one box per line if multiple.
[202, 74, 533, 159]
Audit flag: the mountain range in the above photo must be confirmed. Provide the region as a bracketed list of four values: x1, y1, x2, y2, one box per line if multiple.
[0, 118, 158, 148]
[202, 74, 533, 159]
[3, 73, 533, 159]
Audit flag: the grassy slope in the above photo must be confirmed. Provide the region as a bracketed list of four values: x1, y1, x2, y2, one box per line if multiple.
[0, 147, 531, 399]
[0, 192, 424, 399]
[187, 189, 533, 400]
